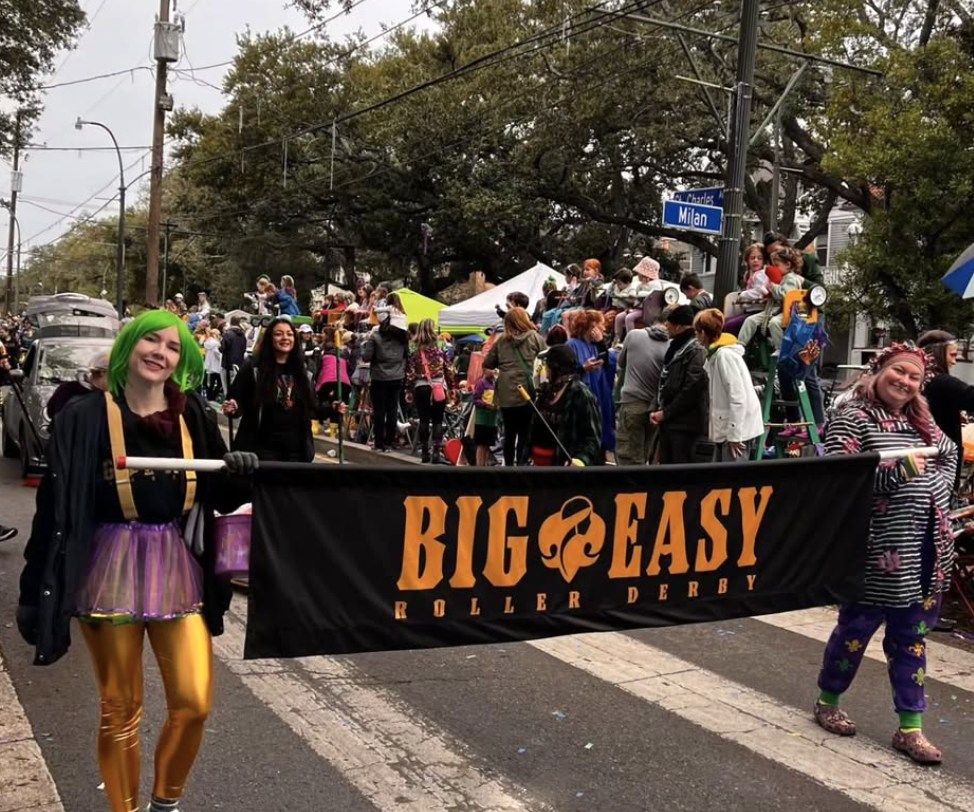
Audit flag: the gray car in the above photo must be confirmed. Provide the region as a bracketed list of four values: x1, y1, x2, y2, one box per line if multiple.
[1, 331, 115, 477]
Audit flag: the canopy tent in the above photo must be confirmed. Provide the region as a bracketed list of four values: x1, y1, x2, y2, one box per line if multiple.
[395, 288, 446, 327]
[438, 262, 564, 334]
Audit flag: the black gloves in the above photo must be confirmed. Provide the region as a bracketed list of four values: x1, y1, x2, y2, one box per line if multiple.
[16, 604, 38, 646]
[223, 451, 259, 475]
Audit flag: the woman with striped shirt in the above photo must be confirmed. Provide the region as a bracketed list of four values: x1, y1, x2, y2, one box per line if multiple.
[813, 343, 956, 764]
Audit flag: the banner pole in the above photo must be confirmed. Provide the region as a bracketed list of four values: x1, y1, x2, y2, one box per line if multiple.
[876, 446, 940, 461]
[118, 456, 335, 473]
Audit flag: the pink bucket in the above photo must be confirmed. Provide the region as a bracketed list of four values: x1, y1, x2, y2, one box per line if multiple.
[214, 513, 251, 579]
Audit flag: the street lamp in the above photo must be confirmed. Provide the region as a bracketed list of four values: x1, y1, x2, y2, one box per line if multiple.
[0, 201, 20, 312]
[75, 117, 125, 317]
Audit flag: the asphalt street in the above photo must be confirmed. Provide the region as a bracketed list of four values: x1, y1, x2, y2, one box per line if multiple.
[1, 455, 973, 812]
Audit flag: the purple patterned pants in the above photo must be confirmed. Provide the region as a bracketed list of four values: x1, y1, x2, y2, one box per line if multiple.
[817, 597, 941, 714]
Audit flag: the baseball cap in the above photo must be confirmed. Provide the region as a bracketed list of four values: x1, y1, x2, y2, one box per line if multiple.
[298, 324, 313, 333]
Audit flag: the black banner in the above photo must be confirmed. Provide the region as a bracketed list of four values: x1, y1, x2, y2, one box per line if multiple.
[244, 455, 876, 659]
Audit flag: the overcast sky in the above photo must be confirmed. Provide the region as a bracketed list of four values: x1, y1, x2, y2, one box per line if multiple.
[7, 0, 437, 260]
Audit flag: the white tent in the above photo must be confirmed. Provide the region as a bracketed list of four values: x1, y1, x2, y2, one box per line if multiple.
[439, 262, 564, 333]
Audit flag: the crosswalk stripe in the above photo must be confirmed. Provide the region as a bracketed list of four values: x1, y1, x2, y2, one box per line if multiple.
[0, 650, 64, 811]
[216, 598, 538, 811]
[530, 632, 974, 812]
[755, 607, 974, 695]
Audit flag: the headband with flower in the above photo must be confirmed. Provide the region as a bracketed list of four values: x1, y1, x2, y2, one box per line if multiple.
[868, 341, 937, 385]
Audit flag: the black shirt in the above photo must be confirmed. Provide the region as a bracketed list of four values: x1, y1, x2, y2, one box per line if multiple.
[94, 398, 188, 524]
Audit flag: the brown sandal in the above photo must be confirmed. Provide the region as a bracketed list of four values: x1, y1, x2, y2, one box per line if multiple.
[892, 730, 942, 765]
[813, 702, 857, 736]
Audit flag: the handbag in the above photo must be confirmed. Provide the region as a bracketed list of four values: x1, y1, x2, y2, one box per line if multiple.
[420, 349, 447, 402]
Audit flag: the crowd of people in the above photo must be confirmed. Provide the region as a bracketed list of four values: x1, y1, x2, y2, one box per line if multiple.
[1, 229, 972, 812]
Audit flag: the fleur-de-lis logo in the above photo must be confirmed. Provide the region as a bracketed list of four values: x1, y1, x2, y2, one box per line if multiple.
[923, 596, 937, 611]
[837, 658, 852, 673]
[908, 642, 925, 658]
[538, 496, 606, 583]
[915, 621, 930, 636]
[876, 550, 902, 573]
[845, 639, 862, 653]
[912, 668, 926, 686]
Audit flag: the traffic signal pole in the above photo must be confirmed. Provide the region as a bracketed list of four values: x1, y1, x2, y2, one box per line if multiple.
[714, 0, 761, 307]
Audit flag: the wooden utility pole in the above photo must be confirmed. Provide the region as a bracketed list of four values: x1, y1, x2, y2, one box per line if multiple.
[145, 0, 176, 306]
[5, 111, 22, 312]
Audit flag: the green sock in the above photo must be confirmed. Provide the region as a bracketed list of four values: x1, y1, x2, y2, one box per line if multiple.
[818, 690, 840, 707]
[898, 711, 922, 732]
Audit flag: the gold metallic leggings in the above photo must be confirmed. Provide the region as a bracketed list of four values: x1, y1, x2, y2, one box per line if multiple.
[80, 614, 212, 812]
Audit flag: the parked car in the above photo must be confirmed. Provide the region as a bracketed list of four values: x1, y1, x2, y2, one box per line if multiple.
[1, 317, 115, 476]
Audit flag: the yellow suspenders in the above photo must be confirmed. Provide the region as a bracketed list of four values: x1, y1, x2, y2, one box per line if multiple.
[105, 391, 197, 522]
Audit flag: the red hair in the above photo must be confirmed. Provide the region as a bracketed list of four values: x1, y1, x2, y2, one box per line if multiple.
[568, 309, 604, 339]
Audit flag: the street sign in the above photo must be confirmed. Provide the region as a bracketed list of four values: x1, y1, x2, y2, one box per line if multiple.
[672, 186, 724, 207]
[662, 199, 723, 235]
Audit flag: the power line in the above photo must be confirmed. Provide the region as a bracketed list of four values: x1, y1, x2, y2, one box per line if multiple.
[38, 65, 154, 90]
[26, 144, 152, 152]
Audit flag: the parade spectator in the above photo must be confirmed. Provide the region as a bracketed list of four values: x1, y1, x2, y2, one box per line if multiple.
[680, 272, 713, 312]
[529, 344, 603, 467]
[484, 307, 546, 466]
[173, 292, 187, 315]
[244, 276, 274, 315]
[362, 308, 409, 452]
[613, 257, 661, 343]
[472, 368, 498, 467]
[567, 310, 615, 460]
[17, 310, 248, 812]
[273, 275, 301, 317]
[203, 329, 223, 402]
[570, 258, 605, 308]
[315, 326, 351, 432]
[651, 305, 709, 464]
[725, 243, 780, 335]
[815, 343, 956, 765]
[534, 324, 568, 389]
[614, 315, 669, 465]
[197, 291, 211, 318]
[220, 315, 247, 385]
[764, 231, 824, 287]
[736, 246, 805, 349]
[694, 308, 763, 461]
[606, 268, 635, 311]
[917, 329, 974, 488]
[405, 319, 455, 463]
[46, 351, 110, 419]
[224, 317, 319, 461]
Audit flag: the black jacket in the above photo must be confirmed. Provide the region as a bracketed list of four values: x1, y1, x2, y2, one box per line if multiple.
[658, 331, 709, 435]
[17, 391, 242, 665]
[220, 326, 247, 370]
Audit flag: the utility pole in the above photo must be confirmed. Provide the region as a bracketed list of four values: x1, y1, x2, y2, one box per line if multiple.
[161, 219, 173, 302]
[714, 0, 761, 306]
[146, 0, 179, 306]
[5, 111, 22, 313]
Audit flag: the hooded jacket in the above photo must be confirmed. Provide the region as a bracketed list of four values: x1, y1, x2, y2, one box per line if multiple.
[362, 326, 408, 382]
[484, 330, 547, 409]
[703, 335, 764, 443]
[618, 325, 670, 405]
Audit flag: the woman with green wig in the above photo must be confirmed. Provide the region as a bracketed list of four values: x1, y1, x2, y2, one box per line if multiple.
[16, 309, 254, 812]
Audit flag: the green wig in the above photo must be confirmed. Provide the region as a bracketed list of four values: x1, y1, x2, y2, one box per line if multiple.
[107, 310, 204, 397]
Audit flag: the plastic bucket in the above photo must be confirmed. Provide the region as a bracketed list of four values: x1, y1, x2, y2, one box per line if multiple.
[214, 513, 252, 579]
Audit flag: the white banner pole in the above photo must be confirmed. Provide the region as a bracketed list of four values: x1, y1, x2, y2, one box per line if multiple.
[876, 446, 940, 461]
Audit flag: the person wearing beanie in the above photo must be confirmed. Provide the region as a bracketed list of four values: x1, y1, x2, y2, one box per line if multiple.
[693, 308, 763, 460]
[613, 257, 663, 343]
[650, 305, 708, 463]
[813, 342, 957, 765]
[528, 344, 603, 467]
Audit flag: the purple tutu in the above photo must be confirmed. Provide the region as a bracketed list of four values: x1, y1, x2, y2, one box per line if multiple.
[75, 522, 203, 622]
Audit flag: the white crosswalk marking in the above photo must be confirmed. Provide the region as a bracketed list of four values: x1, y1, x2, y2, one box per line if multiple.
[756, 607, 974, 694]
[215, 598, 539, 811]
[530, 632, 974, 812]
[0, 651, 64, 812]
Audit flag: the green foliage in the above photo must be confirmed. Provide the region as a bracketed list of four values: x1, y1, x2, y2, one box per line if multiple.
[0, 0, 86, 151]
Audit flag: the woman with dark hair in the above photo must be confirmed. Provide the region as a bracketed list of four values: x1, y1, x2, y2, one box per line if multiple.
[223, 317, 319, 461]
[916, 329, 974, 487]
[484, 307, 546, 466]
[405, 318, 455, 463]
[814, 343, 956, 764]
[17, 310, 250, 812]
